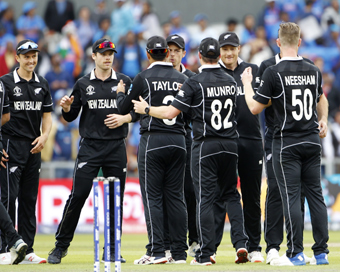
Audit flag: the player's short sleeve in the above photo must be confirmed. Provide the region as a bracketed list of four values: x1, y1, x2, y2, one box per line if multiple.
[0, 80, 9, 114]
[43, 80, 53, 112]
[253, 67, 275, 105]
[171, 79, 195, 113]
[254, 62, 267, 90]
[317, 69, 323, 101]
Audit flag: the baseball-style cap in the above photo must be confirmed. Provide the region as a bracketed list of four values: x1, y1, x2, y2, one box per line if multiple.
[92, 38, 117, 53]
[166, 34, 185, 49]
[16, 39, 40, 55]
[199, 37, 220, 59]
[218, 32, 240, 47]
[146, 36, 168, 51]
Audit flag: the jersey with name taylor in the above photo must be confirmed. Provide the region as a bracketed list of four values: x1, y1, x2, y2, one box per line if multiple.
[62, 69, 131, 140]
[117, 62, 188, 135]
[219, 58, 261, 140]
[254, 57, 322, 138]
[171, 64, 238, 141]
[255, 54, 314, 134]
[1, 69, 53, 140]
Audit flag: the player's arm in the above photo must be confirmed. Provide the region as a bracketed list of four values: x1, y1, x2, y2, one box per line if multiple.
[61, 82, 82, 122]
[104, 113, 132, 129]
[132, 96, 181, 119]
[30, 112, 52, 154]
[316, 93, 328, 138]
[1, 112, 10, 126]
[242, 67, 270, 115]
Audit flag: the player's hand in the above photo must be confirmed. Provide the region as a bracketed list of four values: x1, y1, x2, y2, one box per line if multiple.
[241, 67, 253, 85]
[0, 141, 9, 169]
[178, 83, 183, 90]
[116, 80, 126, 94]
[104, 114, 126, 129]
[60, 95, 74, 113]
[30, 134, 48, 154]
[318, 119, 328, 138]
[132, 96, 148, 114]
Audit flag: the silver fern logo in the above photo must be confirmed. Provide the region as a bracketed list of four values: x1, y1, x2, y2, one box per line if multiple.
[78, 162, 87, 169]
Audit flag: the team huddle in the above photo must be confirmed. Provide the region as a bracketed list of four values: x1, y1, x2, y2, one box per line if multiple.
[0, 22, 329, 267]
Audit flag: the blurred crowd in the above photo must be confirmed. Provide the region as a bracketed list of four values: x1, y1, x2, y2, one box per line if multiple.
[1, 0, 340, 176]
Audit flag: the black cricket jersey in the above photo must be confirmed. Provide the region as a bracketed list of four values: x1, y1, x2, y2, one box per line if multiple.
[117, 62, 188, 135]
[254, 56, 322, 138]
[1, 68, 53, 140]
[63, 68, 131, 140]
[219, 58, 261, 140]
[181, 63, 196, 78]
[171, 64, 238, 141]
[255, 54, 314, 133]
[0, 81, 9, 138]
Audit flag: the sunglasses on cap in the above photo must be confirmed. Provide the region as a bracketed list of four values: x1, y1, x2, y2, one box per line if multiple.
[17, 41, 38, 51]
[147, 48, 168, 55]
[96, 41, 116, 50]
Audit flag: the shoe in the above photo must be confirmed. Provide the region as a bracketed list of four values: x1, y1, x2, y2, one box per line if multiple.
[166, 257, 186, 264]
[210, 253, 216, 264]
[190, 258, 212, 266]
[20, 252, 46, 264]
[248, 251, 264, 263]
[165, 250, 171, 259]
[47, 248, 67, 264]
[266, 248, 280, 264]
[134, 255, 167, 265]
[188, 242, 200, 257]
[235, 248, 248, 264]
[270, 252, 306, 266]
[101, 253, 126, 263]
[304, 253, 312, 264]
[310, 253, 329, 265]
[0, 253, 11, 265]
[10, 239, 28, 265]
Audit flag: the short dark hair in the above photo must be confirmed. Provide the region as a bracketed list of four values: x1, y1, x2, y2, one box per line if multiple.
[201, 55, 219, 63]
[150, 53, 167, 61]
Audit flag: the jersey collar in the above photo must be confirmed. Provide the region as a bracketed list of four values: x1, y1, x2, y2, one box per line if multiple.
[180, 63, 187, 73]
[90, 68, 117, 80]
[148, 61, 173, 69]
[277, 56, 303, 63]
[13, 68, 40, 83]
[198, 64, 220, 73]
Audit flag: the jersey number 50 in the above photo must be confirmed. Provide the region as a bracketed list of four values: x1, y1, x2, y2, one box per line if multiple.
[211, 98, 233, 130]
[292, 88, 313, 121]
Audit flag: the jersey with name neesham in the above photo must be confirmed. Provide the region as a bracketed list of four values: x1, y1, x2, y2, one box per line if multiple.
[254, 57, 322, 138]
[254, 54, 314, 135]
[219, 58, 261, 140]
[62, 69, 131, 140]
[1, 69, 53, 140]
[117, 62, 188, 135]
[171, 64, 238, 141]
[0, 81, 9, 139]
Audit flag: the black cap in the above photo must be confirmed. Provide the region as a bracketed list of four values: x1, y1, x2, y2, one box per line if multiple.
[92, 38, 117, 53]
[166, 34, 185, 49]
[218, 32, 240, 47]
[199, 37, 220, 59]
[16, 39, 40, 55]
[146, 36, 168, 50]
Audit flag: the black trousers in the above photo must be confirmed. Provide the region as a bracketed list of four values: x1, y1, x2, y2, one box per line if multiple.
[192, 138, 248, 263]
[272, 134, 329, 257]
[0, 137, 41, 254]
[214, 138, 263, 253]
[54, 138, 127, 254]
[0, 201, 21, 249]
[138, 133, 187, 260]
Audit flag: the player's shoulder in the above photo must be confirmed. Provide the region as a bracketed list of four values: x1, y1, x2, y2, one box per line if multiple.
[183, 69, 196, 78]
[0, 71, 14, 83]
[302, 56, 314, 65]
[116, 72, 132, 83]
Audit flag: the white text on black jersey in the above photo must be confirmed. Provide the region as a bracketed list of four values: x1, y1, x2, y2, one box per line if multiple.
[87, 99, 117, 109]
[285, 75, 316, 86]
[207, 85, 236, 97]
[152, 81, 180, 91]
[14, 101, 42, 111]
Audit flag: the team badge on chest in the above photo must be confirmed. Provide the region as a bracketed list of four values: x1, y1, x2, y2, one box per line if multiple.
[13, 86, 23, 97]
[86, 85, 95, 95]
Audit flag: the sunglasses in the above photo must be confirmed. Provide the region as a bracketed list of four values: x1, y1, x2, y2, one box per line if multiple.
[96, 41, 116, 50]
[147, 48, 168, 55]
[17, 41, 38, 51]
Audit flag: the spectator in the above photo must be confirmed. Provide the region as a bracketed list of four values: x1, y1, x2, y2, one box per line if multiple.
[92, 15, 111, 43]
[91, 0, 110, 25]
[75, 6, 98, 50]
[45, 53, 74, 101]
[190, 13, 218, 50]
[321, 0, 340, 31]
[16, 2, 45, 43]
[140, 1, 163, 40]
[44, 0, 75, 33]
[109, 0, 136, 45]
[276, 0, 304, 22]
[131, 0, 144, 23]
[258, 0, 280, 42]
[240, 14, 257, 45]
[0, 3, 16, 36]
[115, 30, 147, 80]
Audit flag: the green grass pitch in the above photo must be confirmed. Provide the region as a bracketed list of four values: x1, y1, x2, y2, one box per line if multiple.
[1, 231, 339, 271]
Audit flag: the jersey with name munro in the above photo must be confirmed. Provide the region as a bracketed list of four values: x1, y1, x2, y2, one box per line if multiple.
[1, 69, 53, 140]
[254, 57, 322, 138]
[62, 69, 131, 140]
[171, 64, 238, 141]
[219, 58, 261, 140]
[117, 62, 188, 135]
[254, 54, 314, 133]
